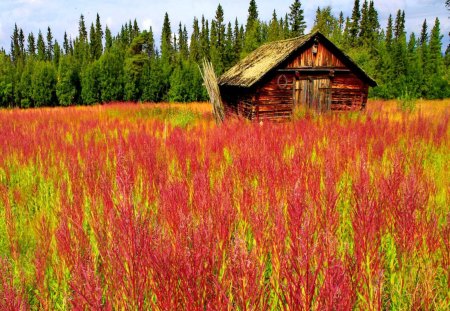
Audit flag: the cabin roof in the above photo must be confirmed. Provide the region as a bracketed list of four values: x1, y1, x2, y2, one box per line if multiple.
[219, 31, 377, 88]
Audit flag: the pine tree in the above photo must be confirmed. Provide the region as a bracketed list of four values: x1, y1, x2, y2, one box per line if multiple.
[37, 30, 46, 61]
[189, 17, 201, 63]
[386, 14, 393, 50]
[312, 6, 337, 38]
[63, 32, 69, 55]
[46, 27, 53, 61]
[57, 55, 80, 105]
[200, 16, 210, 60]
[10, 24, 21, 64]
[224, 22, 234, 69]
[32, 61, 57, 106]
[349, 0, 360, 45]
[93, 13, 103, 59]
[79, 15, 88, 42]
[19, 29, 25, 59]
[268, 10, 281, 42]
[81, 60, 101, 104]
[161, 12, 173, 63]
[53, 40, 61, 67]
[367, 1, 380, 44]
[420, 20, 428, 46]
[27, 32, 36, 56]
[359, 0, 369, 44]
[243, 0, 261, 55]
[428, 18, 443, 74]
[246, 0, 258, 31]
[105, 26, 113, 51]
[289, 0, 306, 37]
[233, 18, 242, 61]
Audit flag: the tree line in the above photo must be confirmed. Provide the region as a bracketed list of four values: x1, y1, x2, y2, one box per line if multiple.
[0, 0, 449, 108]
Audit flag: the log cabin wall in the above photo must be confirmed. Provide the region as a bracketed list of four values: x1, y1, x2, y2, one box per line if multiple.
[331, 73, 368, 111]
[254, 73, 295, 121]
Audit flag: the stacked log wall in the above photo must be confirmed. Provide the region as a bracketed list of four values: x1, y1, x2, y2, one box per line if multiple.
[331, 74, 368, 111]
[255, 73, 295, 121]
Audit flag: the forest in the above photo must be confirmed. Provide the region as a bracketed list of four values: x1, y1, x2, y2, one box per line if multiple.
[0, 0, 449, 108]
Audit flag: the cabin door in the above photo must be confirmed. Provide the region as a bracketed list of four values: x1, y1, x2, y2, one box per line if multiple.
[295, 77, 331, 112]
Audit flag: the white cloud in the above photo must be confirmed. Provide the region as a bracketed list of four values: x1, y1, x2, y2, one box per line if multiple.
[142, 18, 153, 31]
[106, 17, 114, 28]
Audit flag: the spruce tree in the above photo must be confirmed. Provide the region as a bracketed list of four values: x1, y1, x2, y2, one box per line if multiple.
[189, 18, 201, 63]
[359, 0, 369, 44]
[288, 0, 306, 37]
[105, 26, 113, 51]
[57, 55, 80, 105]
[46, 27, 53, 61]
[385, 14, 393, 50]
[268, 10, 281, 42]
[243, 0, 261, 55]
[161, 12, 173, 64]
[10, 24, 21, 64]
[349, 0, 360, 45]
[27, 33, 36, 56]
[79, 15, 88, 42]
[32, 61, 57, 106]
[63, 32, 69, 55]
[37, 30, 46, 61]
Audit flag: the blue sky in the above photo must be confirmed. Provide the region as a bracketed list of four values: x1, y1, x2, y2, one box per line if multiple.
[0, 0, 448, 51]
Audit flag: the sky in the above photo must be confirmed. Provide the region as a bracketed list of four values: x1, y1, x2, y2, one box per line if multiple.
[0, 0, 448, 52]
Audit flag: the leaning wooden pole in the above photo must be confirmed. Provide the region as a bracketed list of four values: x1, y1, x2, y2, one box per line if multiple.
[199, 59, 225, 124]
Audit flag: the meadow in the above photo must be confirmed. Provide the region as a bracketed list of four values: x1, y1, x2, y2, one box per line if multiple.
[0, 100, 449, 310]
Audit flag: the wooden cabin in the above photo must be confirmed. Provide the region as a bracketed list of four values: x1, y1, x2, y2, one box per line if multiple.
[219, 31, 377, 121]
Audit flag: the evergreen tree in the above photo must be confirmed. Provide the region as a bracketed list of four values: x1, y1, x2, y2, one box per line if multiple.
[57, 55, 80, 105]
[246, 0, 258, 31]
[243, 0, 261, 55]
[268, 10, 281, 42]
[161, 13, 173, 63]
[200, 16, 210, 61]
[53, 40, 61, 67]
[224, 22, 235, 69]
[141, 57, 164, 102]
[63, 32, 70, 55]
[289, 0, 306, 37]
[19, 58, 35, 107]
[81, 60, 101, 104]
[349, 0, 360, 45]
[99, 47, 124, 102]
[420, 20, 428, 46]
[105, 26, 113, 51]
[359, 0, 369, 44]
[232, 19, 242, 61]
[385, 14, 393, 50]
[367, 1, 380, 44]
[27, 33, 36, 56]
[0, 52, 15, 106]
[189, 17, 201, 63]
[46, 27, 53, 61]
[19, 29, 25, 60]
[312, 6, 338, 38]
[37, 30, 46, 61]
[10, 24, 21, 64]
[79, 15, 88, 42]
[32, 61, 57, 106]
[92, 13, 103, 60]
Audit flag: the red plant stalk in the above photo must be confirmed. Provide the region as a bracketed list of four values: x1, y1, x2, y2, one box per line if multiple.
[0, 257, 29, 311]
[352, 160, 383, 311]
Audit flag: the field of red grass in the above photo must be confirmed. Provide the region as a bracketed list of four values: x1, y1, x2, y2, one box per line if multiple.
[0, 100, 449, 309]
